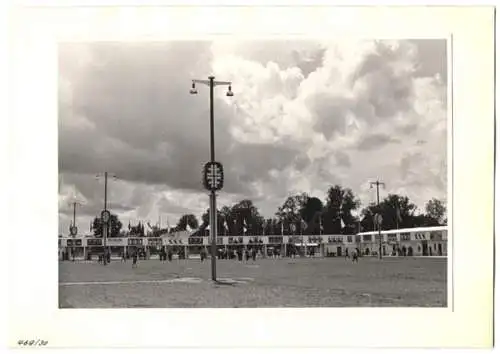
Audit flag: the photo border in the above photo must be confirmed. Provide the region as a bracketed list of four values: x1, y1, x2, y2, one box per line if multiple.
[6, 5, 494, 349]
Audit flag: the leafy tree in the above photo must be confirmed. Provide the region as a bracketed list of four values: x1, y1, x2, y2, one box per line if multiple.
[92, 213, 122, 238]
[361, 194, 418, 231]
[201, 209, 209, 229]
[231, 199, 262, 235]
[263, 218, 274, 235]
[275, 193, 309, 234]
[299, 197, 324, 234]
[177, 214, 199, 231]
[360, 204, 377, 232]
[340, 188, 361, 234]
[323, 185, 360, 234]
[220, 206, 234, 235]
[425, 198, 447, 225]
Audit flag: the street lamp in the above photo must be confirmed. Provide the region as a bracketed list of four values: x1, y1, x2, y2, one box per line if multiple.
[68, 200, 82, 237]
[190, 76, 233, 281]
[96, 172, 118, 265]
[370, 180, 385, 260]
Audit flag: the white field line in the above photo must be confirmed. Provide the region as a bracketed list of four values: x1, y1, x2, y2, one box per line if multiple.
[59, 277, 255, 286]
[59, 277, 204, 286]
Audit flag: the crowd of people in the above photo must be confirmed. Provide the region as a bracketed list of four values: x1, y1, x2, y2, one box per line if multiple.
[215, 247, 258, 261]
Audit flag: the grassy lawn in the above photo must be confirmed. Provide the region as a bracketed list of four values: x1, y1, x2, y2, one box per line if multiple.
[59, 256, 447, 308]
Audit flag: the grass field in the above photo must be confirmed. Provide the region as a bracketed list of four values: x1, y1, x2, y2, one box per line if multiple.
[59, 256, 447, 308]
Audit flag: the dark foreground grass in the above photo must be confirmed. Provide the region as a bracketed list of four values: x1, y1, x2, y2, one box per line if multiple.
[59, 256, 447, 308]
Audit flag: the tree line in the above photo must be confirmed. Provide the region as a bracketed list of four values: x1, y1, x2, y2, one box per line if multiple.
[88, 184, 446, 238]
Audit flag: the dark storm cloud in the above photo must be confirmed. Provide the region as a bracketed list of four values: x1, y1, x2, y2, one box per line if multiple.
[310, 95, 351, 139]
[307, 40, 429, 142]
[410, 39, 447, 82]
[396, 122, 419, 135]
[58, 39, 447, 231]
[229, 143, 301, 183]
[349, 42, 415, 120]
[59, 41, 310, 206]
[357, 133, 400, 151]
[157, 196, 198, 216]
[335, 151, 351, 167]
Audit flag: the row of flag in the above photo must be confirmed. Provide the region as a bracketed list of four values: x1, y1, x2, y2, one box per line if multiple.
[87, 206, 403, 235]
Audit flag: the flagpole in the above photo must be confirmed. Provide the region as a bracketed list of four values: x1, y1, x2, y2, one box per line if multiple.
[396, 204, 400, 230]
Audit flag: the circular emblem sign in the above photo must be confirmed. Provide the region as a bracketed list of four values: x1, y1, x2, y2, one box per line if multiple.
[203, 161, 224, 191]
[375, 213, 383, 226]
[101, 209, 111, 224]
[70, 226, 78, 236]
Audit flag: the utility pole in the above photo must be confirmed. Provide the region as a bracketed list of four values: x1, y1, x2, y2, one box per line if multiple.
[370, 180, 385, 260]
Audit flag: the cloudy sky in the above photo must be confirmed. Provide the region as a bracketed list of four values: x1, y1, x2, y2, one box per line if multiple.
[58, 39, 447, 235]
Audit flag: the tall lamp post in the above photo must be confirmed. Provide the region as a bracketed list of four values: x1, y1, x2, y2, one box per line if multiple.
[190, 76, 233, 281]
[67, 199, 81, 261]
[370, 180, 385, 259]
[68, 200, 81, 236]
[96, 172, 117, 265]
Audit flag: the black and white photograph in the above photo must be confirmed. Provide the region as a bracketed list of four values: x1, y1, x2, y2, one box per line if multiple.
[7, 5, 494, 350]
[58, 38, 449, 308]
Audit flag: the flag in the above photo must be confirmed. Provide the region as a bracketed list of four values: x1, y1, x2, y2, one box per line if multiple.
[186, 223, 192, 233]
[396, 206, 402, 224]
[128, 221, 131, 231]
[340, 218, 345, 229]
[90, 221, 93, 232]
[301, 219, 308, 232]
[243, 221, 247, 235]
[281, 221, 284, 236]
[394, 204, 402, 230]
